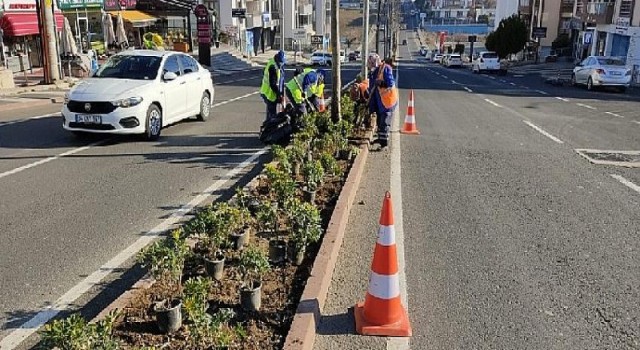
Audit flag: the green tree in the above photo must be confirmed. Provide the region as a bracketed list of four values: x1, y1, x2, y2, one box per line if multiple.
[454, 43, 465, 54]
[552, 33, 571, 50]
[484, 14, 527, 59]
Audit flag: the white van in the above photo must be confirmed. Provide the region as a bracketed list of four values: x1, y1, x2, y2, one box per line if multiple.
[472, 51, 500, 73]
[340, 50, 347, 63]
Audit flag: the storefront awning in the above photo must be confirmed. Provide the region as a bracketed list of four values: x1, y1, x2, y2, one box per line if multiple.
[108, 10, 158, 28]
[0, 12, 64, 36]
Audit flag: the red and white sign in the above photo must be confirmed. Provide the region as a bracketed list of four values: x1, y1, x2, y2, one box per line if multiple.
[2, 0, 60, 12]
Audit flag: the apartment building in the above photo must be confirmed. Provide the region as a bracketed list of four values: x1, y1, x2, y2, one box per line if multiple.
[210, 0, 328, 53]
[589, 0, 640, 71]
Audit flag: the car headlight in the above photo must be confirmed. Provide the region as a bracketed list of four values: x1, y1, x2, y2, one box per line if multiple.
[112, 97, 143, 108]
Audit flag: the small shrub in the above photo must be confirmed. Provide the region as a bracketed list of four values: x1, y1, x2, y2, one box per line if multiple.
[40, 310, 121, 350]
[303, 160, 325, 192]
[239, 246, 270, 284]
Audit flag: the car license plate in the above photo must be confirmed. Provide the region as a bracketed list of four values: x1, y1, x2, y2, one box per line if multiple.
[610, 71, 622, 76]
[76, 114, 102, 124]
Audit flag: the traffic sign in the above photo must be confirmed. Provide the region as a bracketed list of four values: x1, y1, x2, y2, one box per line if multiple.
[532, 27, 547, 38]
[232, 8, 246, 18]
[311, 35, 323, 44]
[468, 35, 476, 43]
[293, 28, 306, 40]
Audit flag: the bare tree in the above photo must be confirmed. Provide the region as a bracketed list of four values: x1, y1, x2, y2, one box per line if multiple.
[331, 0, 341, 121]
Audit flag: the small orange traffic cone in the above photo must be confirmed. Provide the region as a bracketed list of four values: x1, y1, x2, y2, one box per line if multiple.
[401, 90, 420, 135]
[354, 192, 412, 337]
[318, 94, 326, 112]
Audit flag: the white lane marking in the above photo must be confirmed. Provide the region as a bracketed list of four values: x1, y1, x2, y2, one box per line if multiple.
[488, 76, 496, 80]
[633, 120, 640, 125]
[522, 86, 531, 89]
[0, 112, 59, 128]
[0, 148, 268, 349]
[523, 120, 564, 144]
[216, 76, 259, 85]
[484, 98, 502, 108]
[556, 97, 570, 102]
[605, 111, 625, 118]
[535, 90, 549, 95]
[212, 91, 260, 107]
[451, 80, 458, 84]
[576, 103, 596, 110]
[0, 140, 106, 180]
[387, 55, 409, 350]
[441, 75, 449, 79]
[611, 174, 640, 195]
[509, 82, 517, 86]
[464, 86, 473, 93]
[499, 79, 507, 83]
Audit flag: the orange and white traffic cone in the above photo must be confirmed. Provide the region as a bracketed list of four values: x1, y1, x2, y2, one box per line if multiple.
[318, 94, 326, 112]
[354, 192, 412, 337]
[400, 90, 420, 135]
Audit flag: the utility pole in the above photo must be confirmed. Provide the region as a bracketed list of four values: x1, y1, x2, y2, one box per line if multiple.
[330, 0, 341, 121]
[280, 0, 285, 50]
[42, 0, 60, 81]
[361, 0, 370, 77]
[376, 0, 383, 54]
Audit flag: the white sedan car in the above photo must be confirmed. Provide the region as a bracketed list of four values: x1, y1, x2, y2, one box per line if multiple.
[571, 56, 631, 92]
[62, 50, 215, 140]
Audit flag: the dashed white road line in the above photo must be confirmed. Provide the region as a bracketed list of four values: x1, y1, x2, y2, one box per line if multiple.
[633, 120, 640, 125]
[576, 103, 596, 110]
[509, 82, 517, 86]
[556, 97, 570, 102]
[0, 140, 107, 180]
[0, 112, 59, 128]
[488, 76, 496, 80]
[484, 98, 502, 108]
[523, 120, 564, 144]
[441, 75, 449, 79]
[464, 86, 473, 93]
[0, 148, 268, 349]
[499, 79, 507, 83]
[450, 80, 458, 84]
[611, 174, 640, 195]
[605, 111, 625, 118]
[535, 90, 549, 95]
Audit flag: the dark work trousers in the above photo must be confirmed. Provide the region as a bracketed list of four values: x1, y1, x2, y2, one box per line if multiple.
[376, 109, 393, 146]
[261, 94, 278, 121]
[286, 88, 307, 115]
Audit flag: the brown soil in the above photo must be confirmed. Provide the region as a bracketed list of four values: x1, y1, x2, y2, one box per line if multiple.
[111, 157, 354, 349]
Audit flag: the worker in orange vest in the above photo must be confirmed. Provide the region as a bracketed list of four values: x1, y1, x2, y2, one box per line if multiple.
[350, 74, 370, 127]
[367, 53, 398, 150]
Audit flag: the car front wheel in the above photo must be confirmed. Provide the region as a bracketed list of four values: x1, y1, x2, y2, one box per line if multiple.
[145, 104, 162, 141]
[587, 77, 594, 91]
[570, 73, 577, 86]
[196, 92, 211, 121]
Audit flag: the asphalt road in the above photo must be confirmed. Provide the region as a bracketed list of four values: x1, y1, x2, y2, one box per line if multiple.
[316, 19, 640, 350]
[0, 65, 359, 349]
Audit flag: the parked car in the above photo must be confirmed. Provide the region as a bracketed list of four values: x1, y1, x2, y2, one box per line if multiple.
[445, 53, 462, 68]
[571, 56, 631, 92]
[472, 51, 500, 73]
[419, 46, 427, 56]
[433, 53, 443, 63]
[311, 51, 332, 66]
[340, 50, 347, 63]
[348, 52, 357, 62]
[62, 50, 214, 140]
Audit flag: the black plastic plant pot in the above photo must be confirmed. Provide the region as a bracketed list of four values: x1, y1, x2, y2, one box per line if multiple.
[303, 188, 316, 203]
[268, 239, 287, 264]
[248, 198, 261, 215]
[288, 242, 306, 266]
[204, 254, 225, 281]
[230, 228, 249, 250]
[240, 280, 262, 311]
[153, 299, 182, 334]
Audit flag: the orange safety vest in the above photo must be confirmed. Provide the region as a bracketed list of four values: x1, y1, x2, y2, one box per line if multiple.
[375, 64, 398, 109]
[359, 79, 369, 95]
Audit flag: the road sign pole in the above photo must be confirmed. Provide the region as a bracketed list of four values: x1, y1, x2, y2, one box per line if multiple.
[361, 0, 370, 77]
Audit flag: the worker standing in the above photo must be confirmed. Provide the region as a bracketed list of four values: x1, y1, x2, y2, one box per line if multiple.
[350, 74, 370, 127]
[260, 50, 286, 121]
[307, 69, 326, 112]
[367, 53, 398, 150]
[284, 67, 320, 115]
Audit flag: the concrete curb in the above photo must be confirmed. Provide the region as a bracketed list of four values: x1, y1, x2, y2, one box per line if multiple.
[283, 140, 371, 350]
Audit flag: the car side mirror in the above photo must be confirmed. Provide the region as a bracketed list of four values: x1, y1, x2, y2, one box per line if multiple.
[163, 71, 178, 81]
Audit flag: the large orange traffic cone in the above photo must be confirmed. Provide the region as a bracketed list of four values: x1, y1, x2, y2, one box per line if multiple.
[401, 90, 420, 135]
[354, 192, 412, 337]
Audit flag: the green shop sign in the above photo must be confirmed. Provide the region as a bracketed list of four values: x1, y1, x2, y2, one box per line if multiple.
[57, 0, 103, 9]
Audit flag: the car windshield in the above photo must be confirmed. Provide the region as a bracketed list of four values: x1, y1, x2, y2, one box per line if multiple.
[94, 55, 162, 80]
[597, 57, 625, 66]
[482, 52, 498, 58]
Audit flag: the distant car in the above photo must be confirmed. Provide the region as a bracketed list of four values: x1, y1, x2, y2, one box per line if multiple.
[354, 50, 361, 60]
[472, 51, 500, 73]
[311, 51, 332, 66]
[348, 52, 357, 62]
[433, 53, 443, 63]
[571, 56, 631, 92]
[419, 46, 427, 56]
[62, 50, 214, 140]
[445, 53, 462, 68]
